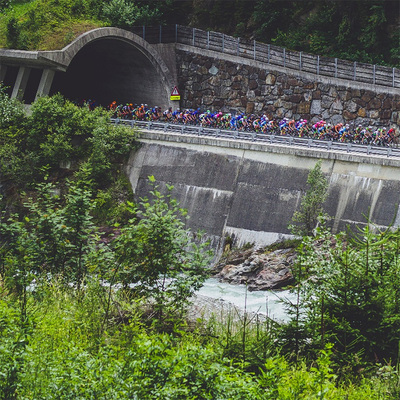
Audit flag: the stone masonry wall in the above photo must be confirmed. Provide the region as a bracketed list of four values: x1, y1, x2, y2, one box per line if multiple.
[177, 50, 400, 129]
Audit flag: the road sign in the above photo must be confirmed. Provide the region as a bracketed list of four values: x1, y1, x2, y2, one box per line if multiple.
[170, 86, 181, 101]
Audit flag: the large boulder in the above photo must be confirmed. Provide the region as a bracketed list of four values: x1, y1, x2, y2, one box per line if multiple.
[214, 246, 296, 291]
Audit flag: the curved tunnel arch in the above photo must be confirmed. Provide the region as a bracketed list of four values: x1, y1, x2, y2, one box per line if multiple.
[46, 28, 175, 109]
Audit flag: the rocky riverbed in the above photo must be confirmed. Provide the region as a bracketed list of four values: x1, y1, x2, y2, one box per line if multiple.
[212, 245, 297, 291]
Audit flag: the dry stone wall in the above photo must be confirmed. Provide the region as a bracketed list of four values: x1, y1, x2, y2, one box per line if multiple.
[177, 50, 400, 129]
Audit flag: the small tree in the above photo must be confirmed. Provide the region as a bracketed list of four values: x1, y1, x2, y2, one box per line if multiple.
[289, 160, 329, 236]
[0, 179, 97, 290]
[113, 176, 212, 328]
[102, 0, 161, 29]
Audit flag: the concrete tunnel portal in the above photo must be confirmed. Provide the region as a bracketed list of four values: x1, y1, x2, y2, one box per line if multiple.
[0, 28, 175, 109]
[51, 37, 171, 108]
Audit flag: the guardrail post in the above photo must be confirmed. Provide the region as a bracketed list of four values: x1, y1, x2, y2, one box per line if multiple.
[393, 68, 395, 88]
[367, 145, 371, 155]
[130, 121, 134, 128]
[299, 52, 302, 71]
[222, 34, 224, 53]
[237, 37, 240, 56]
[353, 62, 357, 81]
[283, 48, 286, 68]
[253, 40, 256, 60]
[267, 44, 270, 64]
[142, 25, 145, 40]
[373, 65, 376, 85]
[308, 139, 312, 148]
[335, 58, 337, 78]
[192, 28, 195, 46]
[159, 25, 162, 43]
[175, 24, 178, 42]
[327, 141, 332, 150]
[388, 147, 392, 157]
[207, 31, 210, 49]
[317, 55, 320, 75]
[347, 143, 351, 152]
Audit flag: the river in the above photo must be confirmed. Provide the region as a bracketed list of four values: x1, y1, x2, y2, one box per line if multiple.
[197, 278, 297, 322]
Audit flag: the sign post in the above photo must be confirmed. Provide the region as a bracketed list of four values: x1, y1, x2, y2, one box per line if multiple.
[170, 86, 181, 101]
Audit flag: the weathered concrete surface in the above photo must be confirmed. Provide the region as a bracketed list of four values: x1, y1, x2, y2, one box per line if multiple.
[126, 131, 400, 252]
[0, 28, 176, 108]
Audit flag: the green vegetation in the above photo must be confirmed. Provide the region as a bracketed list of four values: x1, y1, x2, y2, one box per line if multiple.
[1, 89, 400, 397]
[0, 0, 399, 66]
[289, 160, 329, 237]
[283, 221, 400, 387]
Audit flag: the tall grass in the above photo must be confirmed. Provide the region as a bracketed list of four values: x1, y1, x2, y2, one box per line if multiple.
[0, 278, 397, 398]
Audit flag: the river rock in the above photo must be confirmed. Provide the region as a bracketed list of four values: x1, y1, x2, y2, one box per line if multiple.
[214, 246, 296, 291]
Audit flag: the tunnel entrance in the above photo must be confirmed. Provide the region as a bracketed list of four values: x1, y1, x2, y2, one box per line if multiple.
[51, 38, 169, 109]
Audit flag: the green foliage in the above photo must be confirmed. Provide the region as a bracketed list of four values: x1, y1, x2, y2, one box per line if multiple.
[102, 0, 162, 29]
[252, 0, 399, 67]
[114, 177, 212, 328]
[0, 178, 97, 293]
[265, 238, 302, 253]
[0, 83, 24, 130]
[0, 0, 10, 12]
[0, 280, 390, 399]
[1, 1, 398, 66]
[289, 160, 329, 237]
[0, 85, 32, 182]
[92, 174, 133, 225]
[6, 15, 26, 48]
[0, 90, 137, 188]
[0, 298, 26, 400]
[282, 221, 400, 376]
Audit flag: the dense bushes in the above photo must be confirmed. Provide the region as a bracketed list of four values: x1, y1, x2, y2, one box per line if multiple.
[0, 87, 137, 190]
[0, 282, 395, 399]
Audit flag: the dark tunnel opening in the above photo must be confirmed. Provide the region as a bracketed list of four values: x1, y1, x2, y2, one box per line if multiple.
[51, 38, 168, 108]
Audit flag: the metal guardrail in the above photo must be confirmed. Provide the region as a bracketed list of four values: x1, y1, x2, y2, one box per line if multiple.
[129, 25, 400, 90]
[111, 119, 400, 159]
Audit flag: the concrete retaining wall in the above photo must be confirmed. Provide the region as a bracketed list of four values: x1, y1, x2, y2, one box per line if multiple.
[126, 131, 400, 251]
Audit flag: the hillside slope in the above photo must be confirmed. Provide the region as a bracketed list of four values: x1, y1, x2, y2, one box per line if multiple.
[1, 1, 399, 65]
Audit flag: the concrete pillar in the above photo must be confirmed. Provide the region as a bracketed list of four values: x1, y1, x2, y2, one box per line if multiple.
[0, 64, 7, 83]
[36, 68, 55, 99]
[11, 66, 31, 100]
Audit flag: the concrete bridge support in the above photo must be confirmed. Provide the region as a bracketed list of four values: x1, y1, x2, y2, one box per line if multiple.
[36, 69, 55, 99]
[11, 66, 31, 100]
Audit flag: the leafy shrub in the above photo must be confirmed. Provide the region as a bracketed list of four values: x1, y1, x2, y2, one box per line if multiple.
[265, 238, 302, 253]
[282, 222, 400, 373]
[113, 176, 212, 329]
[0, 83, 25, 130]
[102, 0, 161, 29]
